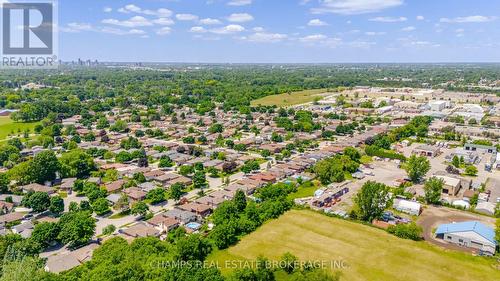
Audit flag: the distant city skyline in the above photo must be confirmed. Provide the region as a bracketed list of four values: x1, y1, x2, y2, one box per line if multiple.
[55, 0, 500, 63]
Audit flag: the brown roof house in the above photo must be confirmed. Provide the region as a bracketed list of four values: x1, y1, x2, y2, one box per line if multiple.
[147, 214, 180, 233]
[120, 222, 161, 238]
[177, 202, 212, 218]
[105, 179, 126, 193]
[20, 183, 55, 194]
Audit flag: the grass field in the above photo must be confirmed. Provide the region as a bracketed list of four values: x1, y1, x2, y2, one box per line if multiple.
[208, 210, 500, 281]
[0, 116, 40, 140]
[250, 89, 328, 107]
[287, 184, 318, 200]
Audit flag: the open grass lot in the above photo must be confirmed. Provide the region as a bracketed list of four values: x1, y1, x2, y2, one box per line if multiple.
[286, 184, 317, 200]
[250, 89, 328, 107]
[208, 210, 500, 281]
[0, 116, 40, 140]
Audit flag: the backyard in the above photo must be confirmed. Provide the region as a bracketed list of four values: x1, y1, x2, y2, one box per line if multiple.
[208, 209, 500, 281]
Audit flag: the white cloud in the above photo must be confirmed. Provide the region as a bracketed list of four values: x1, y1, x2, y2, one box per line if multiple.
[103, 7, 112, 13]
[100, 27, 147, 36]
[299, 34, 327, 42]
[176, 14, 199, 21]
[308, 19, 328, 26]
[298, 35, 342, 48]
[129, 29, 146, 35]
[311, 0, 403, 15]
[102, 16, 153, 28]
[455, 28, 465, 37]
[365, 31, 386, 36]
[369, 16, 407, 22]
[398, 38, 440, 48]
[416, 15, 424, 21]
[227, 0, 252, 6]
[153, 18, 175, 26]
[118, 4, 172, 17]
[253, 27, 265, 32]
[401, 26, 416, 31]
[210, 24, 245, 34]
[227, 13, 254, 23]
[440, 15, 497, 23]
[59, 22, 93, 33]
[347, 40, 375, 48]
[199, 18, 222, 25]
[243, 32, 288, 42]
[156, 27, 172, 35]
[190, 26, 207, 33]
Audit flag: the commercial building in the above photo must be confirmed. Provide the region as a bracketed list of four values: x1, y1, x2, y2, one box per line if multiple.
[435, 221, 497, 256]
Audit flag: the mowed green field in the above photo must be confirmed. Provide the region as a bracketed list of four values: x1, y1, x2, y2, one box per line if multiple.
[208, 210, 500, 281]
[250, 89, 328, 107]
[0, 116, 40, 140]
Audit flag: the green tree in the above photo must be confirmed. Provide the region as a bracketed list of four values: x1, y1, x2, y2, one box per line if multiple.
[0, 173, 9, 193]
[31, 222, 60, 248]
[31, 150, 60, 184]
[131, 201, 149, 217]
[424, 177, 444, 204]
[170, 183, 184, 201]
[404, 155, 431, 183]
[354, 181, 391, 222]
[59, 149, 96, 178]
[158, 155, 174, 168]
[281, 252, 299, 274]
[102, 224, 116, 236]
[92, 197, 111, 216]
[193, 171, 207, 189]
[0, 257, 52, 281]
[387, 222, 423, 241]
[58, 211, 96, 248]
[451, 155, 460, 168]
[233, 190, 247, 212]
[465, 165, 478, 176]
[146, 188, 167, 204]
[23, 192, 50, 213]
[344, 147, 361, 162]
[49, 195, 64, 215]
[176, 234, 212, 261]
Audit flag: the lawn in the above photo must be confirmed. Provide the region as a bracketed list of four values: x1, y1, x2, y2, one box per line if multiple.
[250, 89, 328, 107]
[287, 184, 318, 200]
[359, 155, 373, 164]
[208, 210, 500, 281]
[0, 116, 40, 140]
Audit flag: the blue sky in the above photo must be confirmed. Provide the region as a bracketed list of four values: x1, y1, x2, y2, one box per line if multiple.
[55, 0, 500, 63]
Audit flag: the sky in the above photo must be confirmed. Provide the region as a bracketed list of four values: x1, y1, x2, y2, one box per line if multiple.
[53, 0, 500, 63]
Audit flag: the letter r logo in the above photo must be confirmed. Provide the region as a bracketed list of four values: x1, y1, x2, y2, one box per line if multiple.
[2, 2, 53, 54]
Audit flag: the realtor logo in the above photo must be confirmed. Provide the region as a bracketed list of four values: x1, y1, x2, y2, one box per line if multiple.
[1, 0, 58, 68]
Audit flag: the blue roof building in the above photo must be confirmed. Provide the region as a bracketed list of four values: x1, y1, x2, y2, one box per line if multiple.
[435, 221, 497, 256]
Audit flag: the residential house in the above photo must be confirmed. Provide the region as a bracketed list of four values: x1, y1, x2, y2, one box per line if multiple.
[120, 222, 161, 238]
[164, 209, 197, 225]
[104, 179, 126, 194]
[176, 202, 212, 218]
[20, 183, 55, 194]
[147, 214, 180, 233]
[123, 187, 147, 202]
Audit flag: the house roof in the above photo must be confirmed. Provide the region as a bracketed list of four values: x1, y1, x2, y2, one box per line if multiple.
[45, 254, 81, 273]
[435, 221, 497, 245]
